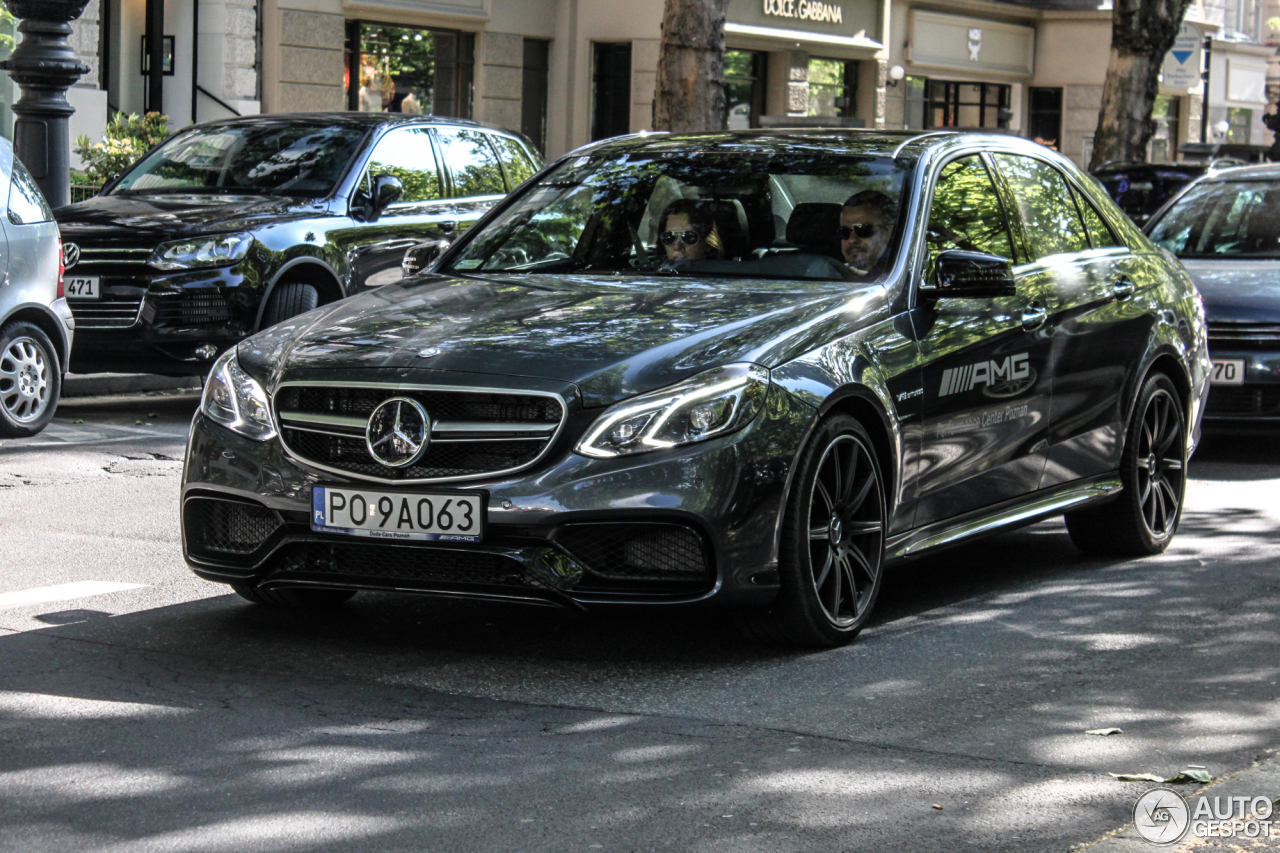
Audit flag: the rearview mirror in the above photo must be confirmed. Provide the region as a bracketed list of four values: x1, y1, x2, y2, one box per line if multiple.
[923, 250, 1016, 299]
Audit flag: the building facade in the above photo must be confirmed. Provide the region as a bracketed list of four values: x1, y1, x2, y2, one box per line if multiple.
[0, 0, 1274, 169]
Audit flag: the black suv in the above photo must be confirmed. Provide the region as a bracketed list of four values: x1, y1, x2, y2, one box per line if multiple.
[56, 114, 541, 375]
[180, 130, 1209, 647]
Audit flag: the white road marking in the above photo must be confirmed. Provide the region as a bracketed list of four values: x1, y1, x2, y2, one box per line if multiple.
[0, 581, 147, 610]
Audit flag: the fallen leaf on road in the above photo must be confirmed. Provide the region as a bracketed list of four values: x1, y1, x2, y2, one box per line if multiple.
[1109, 772, 1166, 783]
[1086, 728, 1123, 736]
[1109, 768, 1212, 784]
[74, 419, 84, 424]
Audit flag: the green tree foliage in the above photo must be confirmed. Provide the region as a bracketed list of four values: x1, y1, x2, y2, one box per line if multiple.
[74, 112, 170, 185]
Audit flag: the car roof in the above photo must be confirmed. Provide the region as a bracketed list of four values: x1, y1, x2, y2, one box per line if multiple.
[182, 112, 524, 135]
[1193, 162, 1280, 182]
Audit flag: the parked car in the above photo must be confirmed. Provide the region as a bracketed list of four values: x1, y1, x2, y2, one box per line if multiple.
[181, 130, 1209, 647]
[0, 138, 72, 437]
[1092, 160, 1242, 227]
[1145, 163, 1280, 430]
[55, 113, 541, 376]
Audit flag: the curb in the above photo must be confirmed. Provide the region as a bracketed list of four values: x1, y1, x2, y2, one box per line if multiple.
[62, 373, 202, 398]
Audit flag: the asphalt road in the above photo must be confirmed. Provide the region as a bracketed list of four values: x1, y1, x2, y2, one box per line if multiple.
[1, 391, 1278, 852]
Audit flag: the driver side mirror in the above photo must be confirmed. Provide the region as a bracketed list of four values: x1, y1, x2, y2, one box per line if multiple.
[402, 240, 446, 277]
[360, 174, 403, 222]
[922, 250, 1016, 299]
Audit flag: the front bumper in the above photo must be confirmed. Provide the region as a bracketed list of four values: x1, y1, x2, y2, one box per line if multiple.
[180, 384, 813, 611]
[1203, 347, 1280, 428]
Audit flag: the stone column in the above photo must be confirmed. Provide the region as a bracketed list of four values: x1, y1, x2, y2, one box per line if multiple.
[0, 0, 91, 209]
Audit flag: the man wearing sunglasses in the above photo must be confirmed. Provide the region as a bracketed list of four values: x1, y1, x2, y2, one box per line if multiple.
[839, 190, 896, 277]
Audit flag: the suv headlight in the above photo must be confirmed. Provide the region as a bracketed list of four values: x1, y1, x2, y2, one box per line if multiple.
[150, 232, 252, 270]
[576, 364, 769, 458]
[201, 348, 276, 441]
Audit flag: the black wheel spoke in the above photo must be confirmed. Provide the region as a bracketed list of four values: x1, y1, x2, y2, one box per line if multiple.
[847, 543, 877, 585]
[845, 520, 882, 536]
[840, 553, 858, 613]
[814, 549, 834, 588]
[847, 470, 875, 516]
[839, 442, 858, 502]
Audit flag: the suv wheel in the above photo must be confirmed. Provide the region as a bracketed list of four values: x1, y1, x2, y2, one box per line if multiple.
[1066, 372, 1187, 556]
[739, 414, 886, 648]
[261, 282, 319, 327]
[0, 321, 60, 438]
[232, 584, 356, 609]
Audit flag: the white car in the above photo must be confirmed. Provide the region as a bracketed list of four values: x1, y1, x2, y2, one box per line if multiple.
[0, 137, 72, 437]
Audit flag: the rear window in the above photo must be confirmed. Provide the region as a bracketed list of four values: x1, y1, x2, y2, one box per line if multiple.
[491, 135, 538, 188]
[8, 157, 53, 224]
[1148, 180, 1280, 258]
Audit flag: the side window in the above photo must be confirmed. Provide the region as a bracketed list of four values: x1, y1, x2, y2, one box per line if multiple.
[364, 128, 442, 204]
[435, 128, 506, 197]
[8, 157, 53, 225]
[992, 154, 1089, 260]
[1072, 187, 1122, 249]
[926, 155, 1014, 262]
[491, 135, 537, 188]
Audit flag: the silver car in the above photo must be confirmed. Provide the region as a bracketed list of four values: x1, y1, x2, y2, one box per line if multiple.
[0, 137, 72, 437]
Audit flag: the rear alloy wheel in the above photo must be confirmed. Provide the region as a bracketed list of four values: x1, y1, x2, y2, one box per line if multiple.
[739, 414, 886, 648]
[261, 281, 319, 328]
[232, 584, 356, 609]
[1066, 372, 1187, 556]
[0, 321, 60, 438]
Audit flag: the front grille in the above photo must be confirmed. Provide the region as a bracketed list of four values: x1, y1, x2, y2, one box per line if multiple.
[1208, 322, 1280, 349]
[273, 541, 530, 587]
[555, 523, 713, 587]
[67, 295, 145, 329]
[1206, 386, 1280, 416]
[152, 290, 233, 326]
[72, 246, 152, 273]
[185, 498, 282, 555]
[275, 384, 566, 483]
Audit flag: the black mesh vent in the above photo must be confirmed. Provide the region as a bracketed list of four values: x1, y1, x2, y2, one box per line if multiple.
[283, 429, 546, 480]
[154, 291, 233, 325]
[1206, 386, 1280, 416]
[274, 542, 529, 587]
[185, 498, 282, 555]
[555, 524, 712, 583]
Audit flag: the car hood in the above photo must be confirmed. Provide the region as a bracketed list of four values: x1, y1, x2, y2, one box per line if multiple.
[239, 273, 887, 407]
[1179, 259, 1280, 324]
[54, 193, 326, 243]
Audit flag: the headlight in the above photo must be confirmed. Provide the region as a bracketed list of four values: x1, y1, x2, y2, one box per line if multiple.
[576, 364, 769, 458]
[201, 348, 276, 441]
[150, 232, 253, 270]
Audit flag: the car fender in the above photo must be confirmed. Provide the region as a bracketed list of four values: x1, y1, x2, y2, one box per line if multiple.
[253, 255, 346, 331]
[0, 300, 72, 369]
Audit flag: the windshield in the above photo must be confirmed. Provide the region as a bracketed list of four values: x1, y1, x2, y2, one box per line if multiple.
[1148, 179, 1280, 258]
[443, 145, 908, 281]
[111, 123, 369, 197]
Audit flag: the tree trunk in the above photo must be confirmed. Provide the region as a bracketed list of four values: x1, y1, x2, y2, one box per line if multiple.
[652, 0, 731, 133]
[1089, 0, 1193, 170]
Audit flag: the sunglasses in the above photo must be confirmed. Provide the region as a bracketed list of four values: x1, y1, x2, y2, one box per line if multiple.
[660, 230, 703, 247]
[839, 223, 879, 240]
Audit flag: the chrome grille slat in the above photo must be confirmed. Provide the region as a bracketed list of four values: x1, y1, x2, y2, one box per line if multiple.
[1207, 322, 1280, 347]
[274, 383, 568, 484]
[72, 247, 154, 274]
[66, 297, 145, 330]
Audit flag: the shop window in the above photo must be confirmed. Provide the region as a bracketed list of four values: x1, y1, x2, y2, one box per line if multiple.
[522, 39, 550, 155]
[925, 81, 1010, 129]
[904, 75, 927, 130]
[345, 22, 474, 119]
[592, 42, 633, 142]
[1028, 88, 1063, 150]
[1227, 107, 1252, 144]
[1149, 95, 1180, 162]
[725, 49, 766, 130]
[807, 57, 857, 118]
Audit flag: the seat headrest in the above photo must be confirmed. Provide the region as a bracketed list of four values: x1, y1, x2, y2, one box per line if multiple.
[786, 202, 842, 249]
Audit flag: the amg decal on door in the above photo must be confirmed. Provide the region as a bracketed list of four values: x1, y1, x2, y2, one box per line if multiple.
[939, 353, 1029, 397]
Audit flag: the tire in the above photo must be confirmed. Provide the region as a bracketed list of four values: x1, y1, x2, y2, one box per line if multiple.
[231, 584, 356, 609]
[738, 414, 887, 648]
[1065, 372, 1187, 556]
[261, 282, 319, 327]
[0, 321, 61, 438]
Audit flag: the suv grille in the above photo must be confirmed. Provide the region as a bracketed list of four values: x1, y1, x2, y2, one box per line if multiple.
[1207, 322, 1280, 349]
[73, 246, 152, 272]
[275, 384, 566, 482]
[67, 295, 145, 329]
[1206, 386, 1280, 416]
[152, 291, 233, 325]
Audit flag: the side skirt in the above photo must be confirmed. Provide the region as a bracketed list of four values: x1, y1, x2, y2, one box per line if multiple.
[885, 474, 1122, 563]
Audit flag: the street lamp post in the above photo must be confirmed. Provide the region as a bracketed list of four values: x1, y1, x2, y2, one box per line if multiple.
[0, 0, 91, 210]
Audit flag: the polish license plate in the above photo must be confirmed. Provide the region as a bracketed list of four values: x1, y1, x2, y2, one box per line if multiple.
[65, 275, 100, 299]
[311, 487, 484, 543]
[1211, 358, 1245, 385]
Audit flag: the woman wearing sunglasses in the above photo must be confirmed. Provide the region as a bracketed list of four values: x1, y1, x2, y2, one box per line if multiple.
[839, 190, 896, 277]
[658, 199, 724, 262]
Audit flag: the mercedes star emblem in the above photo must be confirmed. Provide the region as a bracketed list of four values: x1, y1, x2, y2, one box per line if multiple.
[365, 397, 431, 468]
[62, 242, 80, 270]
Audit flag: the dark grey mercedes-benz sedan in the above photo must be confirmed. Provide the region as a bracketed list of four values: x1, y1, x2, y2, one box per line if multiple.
[180, 130, 1209, 647]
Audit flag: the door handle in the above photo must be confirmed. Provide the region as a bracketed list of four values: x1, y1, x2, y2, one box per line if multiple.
[1020, 302, 1047, 331]
[1112, 278, 1136, 302]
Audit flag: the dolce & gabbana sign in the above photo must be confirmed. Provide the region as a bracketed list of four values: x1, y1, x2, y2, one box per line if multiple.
[763, 0, 844, 24]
